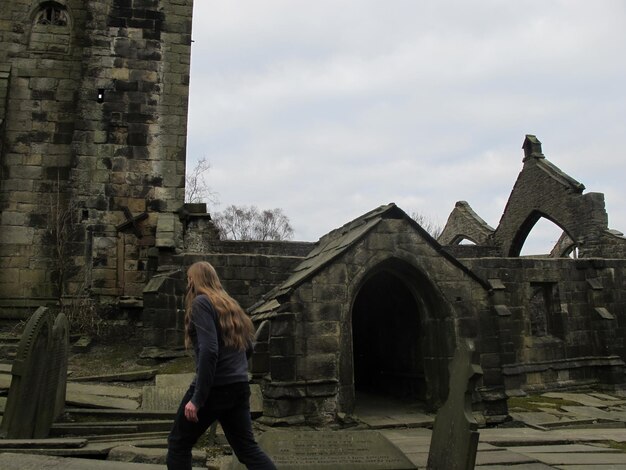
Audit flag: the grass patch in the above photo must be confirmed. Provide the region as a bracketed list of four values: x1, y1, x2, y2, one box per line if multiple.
[606, 441, 626, 452]
[507, 394, 581, 412]
[157, 355, 195, 375]
[68, 341, 145, 378]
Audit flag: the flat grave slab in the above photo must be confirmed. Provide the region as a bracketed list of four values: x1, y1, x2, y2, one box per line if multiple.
[141, 373, 193, 411]
[229, 430, 416, 469]
[141, 385, 186, 411]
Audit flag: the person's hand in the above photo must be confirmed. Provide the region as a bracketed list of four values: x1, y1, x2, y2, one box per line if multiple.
[184, 401, 199, 422]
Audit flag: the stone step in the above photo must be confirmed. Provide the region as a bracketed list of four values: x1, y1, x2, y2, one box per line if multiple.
[50, 420, 173, 437]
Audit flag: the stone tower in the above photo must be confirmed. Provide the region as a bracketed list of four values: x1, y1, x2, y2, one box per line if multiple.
[0, 0, 193, 317]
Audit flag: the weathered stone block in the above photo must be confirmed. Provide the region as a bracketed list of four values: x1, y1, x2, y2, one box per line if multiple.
[297, 354, 337, 381]
[270, 356, 296, 382]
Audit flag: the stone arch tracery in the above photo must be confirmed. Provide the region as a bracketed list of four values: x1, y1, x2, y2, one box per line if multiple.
[34, 2, 69, 26]
[29, 1, 72, 54]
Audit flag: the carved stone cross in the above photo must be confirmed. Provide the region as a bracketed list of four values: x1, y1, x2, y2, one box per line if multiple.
[116, 206, 148, 238]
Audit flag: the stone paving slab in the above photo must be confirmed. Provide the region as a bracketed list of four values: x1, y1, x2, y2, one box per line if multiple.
[66, 382, 142, 399]
[542, 392, 615, 408]
[557, 466, 626, 470]
[108, 444, 206, 467]
[70, 370, 158, 383]
[476, 465, 556, 469]
[530, 452, 626, 465]
[0, 452, 205, 469]
[510, 411, 578, 428]
[507, 444, 619, 453]
[475, 449, 538, 465]
[154, 373, 194, 387]
[66, 391, 140, 410]
[0, 372, 10, 389]
[560, 406, 620, 421]
[357, 412, 434, 429]
[479, 427, 626, 444]
[589, 392, 626, 403]
[0, 438, 87, 449]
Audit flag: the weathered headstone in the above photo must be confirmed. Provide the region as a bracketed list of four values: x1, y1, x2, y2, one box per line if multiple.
[229, 430, 416, 469]
[52, 312, 69, 420]
[34, 312, 70, 436]
[427, 338, 483, 470]
[0, 307, 53, 438]
[0, 307, 71, 439]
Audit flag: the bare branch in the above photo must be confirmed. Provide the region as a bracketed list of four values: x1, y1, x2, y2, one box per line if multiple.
[185, 158, 219, 206]
[213, 205, 294, 241]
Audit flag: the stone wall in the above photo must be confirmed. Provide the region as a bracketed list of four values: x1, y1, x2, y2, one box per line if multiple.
[142, 250, 309, 348]
[0, 0, 89, 312]
[0, 1, 193, 316]
[465, 256, 626, 393]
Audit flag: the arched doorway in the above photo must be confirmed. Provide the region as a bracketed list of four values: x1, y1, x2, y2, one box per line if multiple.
[352, 269, 425, 402]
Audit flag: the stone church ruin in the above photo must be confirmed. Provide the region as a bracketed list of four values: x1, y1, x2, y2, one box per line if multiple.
[142, 135, 626, 426]
[2, 1, 626, 428]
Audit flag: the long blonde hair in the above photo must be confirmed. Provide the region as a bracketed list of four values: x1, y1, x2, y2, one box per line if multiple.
[184, 261, 254, 350]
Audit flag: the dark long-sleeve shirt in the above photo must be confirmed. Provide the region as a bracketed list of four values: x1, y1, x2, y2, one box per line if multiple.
[188, 295, 249, 408]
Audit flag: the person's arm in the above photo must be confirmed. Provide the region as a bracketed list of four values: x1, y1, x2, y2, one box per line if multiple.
[190, 296, 219, 408]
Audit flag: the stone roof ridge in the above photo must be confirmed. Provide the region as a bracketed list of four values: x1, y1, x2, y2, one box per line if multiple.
[454, 201, 495, 232]
[249, 203, 404, 317]
[535, 157, 585, 194]
[320, 203, 398, 242]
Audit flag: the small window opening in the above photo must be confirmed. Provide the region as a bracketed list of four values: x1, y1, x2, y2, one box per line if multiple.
[36, 5, 68, 26]
[529, 282, 564, 339]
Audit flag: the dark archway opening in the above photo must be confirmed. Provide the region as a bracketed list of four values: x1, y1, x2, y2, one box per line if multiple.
[352, 270, 424, 401]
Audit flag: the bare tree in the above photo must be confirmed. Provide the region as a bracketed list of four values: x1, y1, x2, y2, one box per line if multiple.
[185, 158, 218, 205]
[254, 208, 294, 241]
[45, 178, 80, 299]
[410, 211, 442, 239]
[213, 205, 257, 240]
[213, 205, 294, 241]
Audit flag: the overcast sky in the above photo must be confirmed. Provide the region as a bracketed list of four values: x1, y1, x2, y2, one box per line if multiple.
[186, 1, 626, 253]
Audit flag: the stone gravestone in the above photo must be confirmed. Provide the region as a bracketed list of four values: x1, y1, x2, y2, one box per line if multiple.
[0, 307, 69, 439]
[52, 313, 70, 420]
[229, 430, 416, 470]
[427, 338, 483, 470]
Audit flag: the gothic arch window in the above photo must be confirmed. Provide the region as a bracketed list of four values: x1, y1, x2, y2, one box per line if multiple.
[35, 4, 69, 26]
[29, 2, 72, 54]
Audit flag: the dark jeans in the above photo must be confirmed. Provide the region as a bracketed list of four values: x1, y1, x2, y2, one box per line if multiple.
[167, 382, 276, 470]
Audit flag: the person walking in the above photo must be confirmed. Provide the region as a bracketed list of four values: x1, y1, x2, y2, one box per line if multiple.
[167, 261, 276, 470]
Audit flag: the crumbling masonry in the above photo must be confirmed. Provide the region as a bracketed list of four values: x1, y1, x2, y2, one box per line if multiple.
[2, 2, 626, 428]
